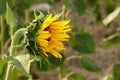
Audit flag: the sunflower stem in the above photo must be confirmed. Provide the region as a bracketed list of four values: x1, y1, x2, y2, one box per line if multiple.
[5, 28, 27, 80]
[0, 15, 4, 59]
[59, 64, 63, 80]
[65, 55, 81, 62]
[10, 28, 27, 56]
[5, 63, 14, 80]
[5, 36, 14, 80]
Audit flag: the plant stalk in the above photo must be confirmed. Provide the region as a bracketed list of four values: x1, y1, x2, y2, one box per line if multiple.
[59, 65, 63, 80]
[65, 55, 81, 62]
[5, 28, 27, 80]
[5, 63, 14, 80]
[0, 15, 4, 58]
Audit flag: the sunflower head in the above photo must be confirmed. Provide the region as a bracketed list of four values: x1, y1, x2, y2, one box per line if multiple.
[27, 12, 71, 58]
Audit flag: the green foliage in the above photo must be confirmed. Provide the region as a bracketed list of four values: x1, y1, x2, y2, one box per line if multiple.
[80, 55, 102, 72]
[0, 0, 6, 14]
[69, 29, 95, 54]
[112, 62, 120, 80]
[104, 32, 120, 47]
[93, 4, 101, 21]
[87, 0, 98, 6]
[7, 0, 15, 8]
[37, 53, 64, 71]
[0, 59, 7, 80]
[7, 54, 31, 77]
[62, 0, 86, 15]
[69, 73, 86, 80]
[6, 3, 17, 37]
[10, 68, 19, 80]
[86, 0, 101, 21]
[100, 74, 113, 80]
[10, 28, 27, 56]
[104, 0, 116, 15]
[27, 11, 45, 56]
[63, 70, 86, 80]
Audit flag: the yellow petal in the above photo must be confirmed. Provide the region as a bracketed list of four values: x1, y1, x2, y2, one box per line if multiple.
[40, 14, 52, 30]
[51, 33, 70, 39]
[51, 14, 59, 22]
[37, 39, 49, 47]
[49, 49, 62, 58]
[36, 13, 71, 58]
[51, 20, 70, 26]
[37, 33, 51, 39]
[38, 31, 49, 34]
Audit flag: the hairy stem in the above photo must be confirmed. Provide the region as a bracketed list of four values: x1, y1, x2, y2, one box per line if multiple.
[5, 28, 27, 80]
[10, 28, 27, 56]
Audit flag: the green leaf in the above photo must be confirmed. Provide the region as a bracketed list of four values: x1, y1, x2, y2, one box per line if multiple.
[112, 62, 120, 80]
[63, 69, 86, 80]
[69, 29, 95, 53]
[0, 59, 7, 80]
[7, 0, 15, 8]
[62, 0, 86, 15]
[10, 68, 19, 80]
[37, 53, 64, 71]
[94, 4, 101, 21]
[7, 54, 31, 77]
[103, 6, 120, 25]
[0, 0, 6, 14]
[0, 59, 6, 75]
[69, 73, 86, 80]
[100, 74, 113, 80]
[80, 55, 102, 72]
[6, 3, 17, 36]
[87, 0, 98, 6]
[104, 0, 116, 15]
[104, 32, 120, 47]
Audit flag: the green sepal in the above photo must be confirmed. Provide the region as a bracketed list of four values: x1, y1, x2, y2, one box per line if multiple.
[36, 53, 64, 71]
[27, 11, 45, 56]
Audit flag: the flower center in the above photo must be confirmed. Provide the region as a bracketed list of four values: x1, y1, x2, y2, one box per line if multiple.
[45, 27, 51, 42]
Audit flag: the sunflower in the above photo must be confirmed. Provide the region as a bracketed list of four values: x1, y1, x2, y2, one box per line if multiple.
[36, 14, 71, 58]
